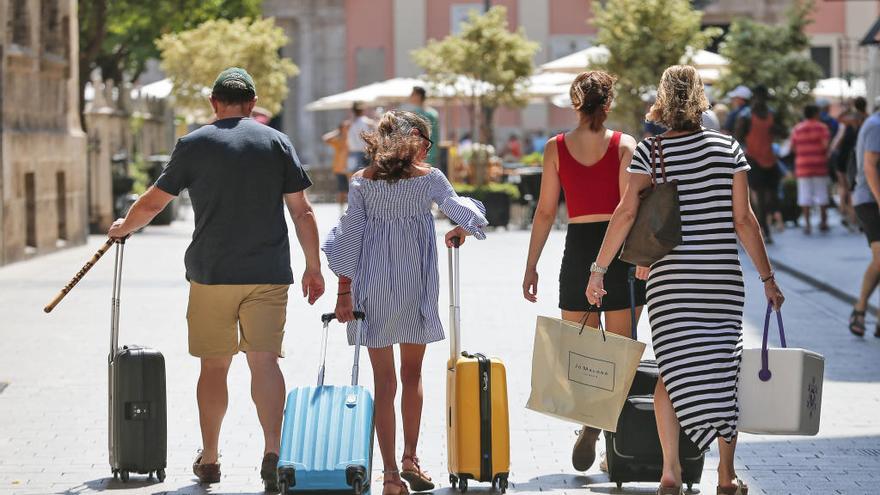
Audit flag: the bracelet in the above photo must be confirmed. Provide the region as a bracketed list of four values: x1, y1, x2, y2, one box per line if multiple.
[337, 291, 351, 296]
[761, 271, 775, 283]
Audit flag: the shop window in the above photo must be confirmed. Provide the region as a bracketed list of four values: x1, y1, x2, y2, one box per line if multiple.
[9, 0, 30, 47]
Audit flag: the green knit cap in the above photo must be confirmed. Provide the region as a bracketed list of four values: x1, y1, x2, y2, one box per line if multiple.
[212, 67, 256, 96]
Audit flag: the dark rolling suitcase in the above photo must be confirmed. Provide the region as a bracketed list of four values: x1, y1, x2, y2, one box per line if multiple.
[603, 268, 705, 490]
[107, 241, 167, 482]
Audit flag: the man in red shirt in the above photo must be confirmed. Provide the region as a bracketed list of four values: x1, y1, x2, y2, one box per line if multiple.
[790, 103, 831, 234]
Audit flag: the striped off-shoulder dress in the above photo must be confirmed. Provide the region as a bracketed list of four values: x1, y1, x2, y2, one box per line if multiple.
[322, 168, 487, 348]
[627, 129, 750, 450]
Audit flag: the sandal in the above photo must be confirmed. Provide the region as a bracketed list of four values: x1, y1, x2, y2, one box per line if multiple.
[656, 486, 683, 495]
[400, 455, 435, 492]
[717, 478, 748, 495]
[850, 309, 866, 337]
[382, 470, 410, 495]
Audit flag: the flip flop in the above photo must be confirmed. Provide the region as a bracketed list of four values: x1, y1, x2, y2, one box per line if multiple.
[850, 309, 866, 337]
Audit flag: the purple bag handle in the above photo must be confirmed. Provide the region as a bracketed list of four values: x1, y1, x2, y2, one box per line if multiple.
[759, 301, 787, 381]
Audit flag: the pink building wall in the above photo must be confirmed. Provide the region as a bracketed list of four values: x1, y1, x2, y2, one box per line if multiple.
[345, 0, 395, 88]
[425, 0, 519, 42]
[549, 0, 594, 35]
[806, 0, 845, 34]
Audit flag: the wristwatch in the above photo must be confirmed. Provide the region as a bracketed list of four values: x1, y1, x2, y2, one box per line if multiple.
[590, 262, 608, 275]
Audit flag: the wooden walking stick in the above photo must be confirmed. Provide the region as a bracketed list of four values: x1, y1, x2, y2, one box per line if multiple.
[44, 238, 117, 313]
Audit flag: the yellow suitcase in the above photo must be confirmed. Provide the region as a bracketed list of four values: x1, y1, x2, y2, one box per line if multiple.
[446, 241, 510, 493]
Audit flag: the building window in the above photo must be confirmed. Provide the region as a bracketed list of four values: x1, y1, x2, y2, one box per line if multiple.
[41, 0, 63, 56]
[355, 47, 386, 87]
[450, 4, 482, 35]
[25, 173, 37, 249]
[56, 172, 67, 242]
[548, 36, 593, 61]
[9, 0, 30, 47]
[811, 46, 832, 79]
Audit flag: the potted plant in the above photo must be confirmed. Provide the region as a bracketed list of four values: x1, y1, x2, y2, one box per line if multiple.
[452, 182, 520, 228]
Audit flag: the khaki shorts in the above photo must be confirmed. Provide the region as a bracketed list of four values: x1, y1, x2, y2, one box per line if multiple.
[187, 282, 289, 358]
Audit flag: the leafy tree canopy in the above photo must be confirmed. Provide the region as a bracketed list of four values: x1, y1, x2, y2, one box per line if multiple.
[412, 6, 539, 144]
[717, 0, 822, 129]
[157, 17, 298, 118]
[593, 0, 720, 133]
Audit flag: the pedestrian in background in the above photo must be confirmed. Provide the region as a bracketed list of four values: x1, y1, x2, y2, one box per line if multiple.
[790, 104, 831, 234]
[850, 100, 880, 337]
[402, 86, 440, 166]
[722, 85, 751, 134]
[107, 67, 325, 489]
[835, 96, 868, 230]
[522, 70, 646, 474]
[586, 65, 783, 495]
[735, 85, 782, 243]
[323, 110, 488, 495]
[348, 101, 376, 173]
[323, 120, 351, 213]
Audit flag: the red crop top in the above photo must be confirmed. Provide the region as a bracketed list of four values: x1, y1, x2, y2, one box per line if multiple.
[556, 131, 622, 218]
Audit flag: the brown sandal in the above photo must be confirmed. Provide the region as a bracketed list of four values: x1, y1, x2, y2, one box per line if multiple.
[400, 455, 435, 492]
[383, 475, 410, 495]
[717, 478, 749, 495]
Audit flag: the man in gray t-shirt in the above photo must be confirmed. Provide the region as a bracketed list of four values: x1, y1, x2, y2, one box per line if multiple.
[108, 67, 324, 488]
[851, 111, 880, 337]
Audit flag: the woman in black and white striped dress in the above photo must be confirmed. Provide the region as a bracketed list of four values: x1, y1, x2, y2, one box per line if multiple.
[585, 66, 784, 495]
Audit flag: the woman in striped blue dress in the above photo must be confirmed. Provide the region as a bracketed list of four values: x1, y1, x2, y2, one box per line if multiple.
[323, 110, 488, 495]
[585, 67, 784, 495]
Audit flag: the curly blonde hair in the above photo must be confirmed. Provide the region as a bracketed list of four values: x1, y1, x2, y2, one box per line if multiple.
[362, 110, 431, 182]
[570, 70, 616, 131]
[646, 65, 708, 131]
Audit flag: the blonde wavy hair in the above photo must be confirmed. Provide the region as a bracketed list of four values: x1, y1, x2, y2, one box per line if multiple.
[362, 110, 431, 182]
[646, 65, 708, 131]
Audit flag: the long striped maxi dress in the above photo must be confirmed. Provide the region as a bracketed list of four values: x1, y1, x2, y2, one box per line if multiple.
[322, 168, 488, 348]
[628, 129, 750, 450]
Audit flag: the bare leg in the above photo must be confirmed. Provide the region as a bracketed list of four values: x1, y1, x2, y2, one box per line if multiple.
[856, 242, 880, 312]
[563, 310, 602, 471]
[368, 347, 403, 494]
[655, 378, 682, 488]
[603, 307, 644, 339]
[802, 207, 812, 234]
[246, 351, 286, 455]
[197, 356, 233, 464]
[717, 435, 739, 488]
[400, 344, 427, 460]
[819, 205, 829, 230]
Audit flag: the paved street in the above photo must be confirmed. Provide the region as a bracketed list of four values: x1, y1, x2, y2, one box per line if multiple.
[1, 204, 879, 495]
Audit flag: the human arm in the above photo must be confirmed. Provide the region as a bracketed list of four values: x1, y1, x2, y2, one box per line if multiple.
[734, 112, 750, 144]
[829, 122, 845, 153]
[335, 275, 355, 323]
[284, 191, 324, 305]
[523, 139, 561, 302]
[617, 135, 651, 281]
[107, 186, 175, 239]
[431, 170, 488, 240]
[322, 129, 341, 144]
[732, 170, 784, 309]
[865, 151, 880, 203]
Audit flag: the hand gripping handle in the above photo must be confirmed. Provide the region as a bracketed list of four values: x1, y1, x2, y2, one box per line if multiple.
[317, 312, 366, 387]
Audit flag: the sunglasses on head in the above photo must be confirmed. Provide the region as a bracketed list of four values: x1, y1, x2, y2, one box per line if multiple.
[415, 129, 433, 152]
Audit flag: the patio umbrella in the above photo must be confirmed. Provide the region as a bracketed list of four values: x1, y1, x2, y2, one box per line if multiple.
[812, 77, 867, 99]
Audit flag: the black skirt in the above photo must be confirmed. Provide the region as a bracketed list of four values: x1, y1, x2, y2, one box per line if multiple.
[558, 222, 646, 312]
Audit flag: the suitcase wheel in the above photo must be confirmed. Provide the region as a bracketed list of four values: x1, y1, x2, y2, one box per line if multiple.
[458, 477, 468, 493]
[687, 483, 693, 492]
[493, 475, 509, 494]
[449, 474, 458, 489]
[352, 477, 365, 495]
[616, 482, 622, 489]
[279, 480, 290, 494]
[156, 469, 166, 482]
[119, 470, 130, 483]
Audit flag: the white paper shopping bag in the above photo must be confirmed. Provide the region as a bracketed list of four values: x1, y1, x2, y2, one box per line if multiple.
[526, 315, 645, 431]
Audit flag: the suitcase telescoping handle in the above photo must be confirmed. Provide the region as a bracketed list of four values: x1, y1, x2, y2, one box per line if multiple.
[109, 240, 126, 363]
[318, 312, 366, 388]
[447, 237, 462, 362]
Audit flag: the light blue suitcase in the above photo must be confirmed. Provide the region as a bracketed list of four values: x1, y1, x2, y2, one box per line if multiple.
[277, 312, 374, 494]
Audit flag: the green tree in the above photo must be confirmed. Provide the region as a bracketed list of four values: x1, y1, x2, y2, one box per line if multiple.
[593, 0, 720, 133]
[717, 0, 822, 130]
[412, 6, 539, 148]
[78, 0, 261, 124]
[157, 17, 298, 119]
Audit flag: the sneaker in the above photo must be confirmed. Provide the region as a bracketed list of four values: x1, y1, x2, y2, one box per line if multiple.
[571, 426, 600, 471]
[261, 452, 280, 492]
[192, 452, 221, 484]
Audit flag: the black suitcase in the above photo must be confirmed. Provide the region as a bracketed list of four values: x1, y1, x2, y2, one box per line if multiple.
[603, 268, 706, 490]
[107, 241, 167, 482]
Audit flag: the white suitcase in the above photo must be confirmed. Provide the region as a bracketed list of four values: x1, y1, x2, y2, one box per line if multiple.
[738, 304, 824, 435]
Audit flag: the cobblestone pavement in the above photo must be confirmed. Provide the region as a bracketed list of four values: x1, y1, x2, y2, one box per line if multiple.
[1, 204, 878, 495]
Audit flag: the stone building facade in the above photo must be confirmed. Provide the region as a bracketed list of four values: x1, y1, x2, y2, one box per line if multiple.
[0, 0, 87, 266]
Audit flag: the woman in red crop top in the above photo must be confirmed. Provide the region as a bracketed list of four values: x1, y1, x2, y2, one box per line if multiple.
[522, 71, 647, 472]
